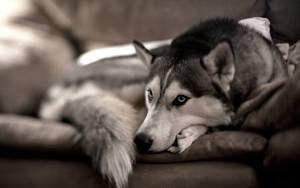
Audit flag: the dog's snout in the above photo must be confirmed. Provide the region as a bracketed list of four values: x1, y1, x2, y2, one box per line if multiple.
[134, 133, 153, 153]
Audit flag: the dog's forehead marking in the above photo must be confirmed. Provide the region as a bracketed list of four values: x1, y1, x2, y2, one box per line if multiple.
[146, 76, 161, 106]
[146, 66, 174, 105]
[147, 76, 160, 91]
[162, 68, 173, 91]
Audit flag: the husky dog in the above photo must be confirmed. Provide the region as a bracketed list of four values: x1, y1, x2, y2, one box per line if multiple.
[39, 18, 287, 188]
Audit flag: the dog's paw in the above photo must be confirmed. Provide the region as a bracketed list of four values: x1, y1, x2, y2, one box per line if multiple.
[167, 134, 196, 153]
[167, 145, 181, 153]
[168, 125, 208, 153]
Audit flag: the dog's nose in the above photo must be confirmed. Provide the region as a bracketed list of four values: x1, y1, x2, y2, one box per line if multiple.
[134, 133, 153, 153]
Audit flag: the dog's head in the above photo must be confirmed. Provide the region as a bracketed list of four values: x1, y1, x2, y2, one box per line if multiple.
[133, 39, 235, 153]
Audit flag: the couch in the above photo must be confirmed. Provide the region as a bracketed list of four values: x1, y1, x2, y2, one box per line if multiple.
[0, 0, 300, 187]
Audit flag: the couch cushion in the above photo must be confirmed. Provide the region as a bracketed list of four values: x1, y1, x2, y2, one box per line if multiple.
[0, 114, 81, 153]
[0, 158, 259, 188]
[50, 0, 265, 44]
[267, 0, 300, 43]
[264, 126, 300, 168]
[0, 24, 73, 115]
[0, 0, 75, 115]
[131, 161, 259, 188]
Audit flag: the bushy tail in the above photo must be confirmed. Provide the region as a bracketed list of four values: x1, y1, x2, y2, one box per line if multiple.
[84, 127, 135, 188]
[63, 95, 141, 188]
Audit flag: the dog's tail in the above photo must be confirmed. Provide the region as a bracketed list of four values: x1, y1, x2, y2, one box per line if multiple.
[63, 95, 141, 188]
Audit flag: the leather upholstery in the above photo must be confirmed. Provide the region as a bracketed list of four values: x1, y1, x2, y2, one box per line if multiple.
[0, 158, 258, 188]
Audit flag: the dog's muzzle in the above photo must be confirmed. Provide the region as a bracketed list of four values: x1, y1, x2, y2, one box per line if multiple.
[134, 133, 153, 153]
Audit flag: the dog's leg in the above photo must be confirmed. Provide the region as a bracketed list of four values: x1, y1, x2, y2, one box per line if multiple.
[62, 95, 141, 188]
[168, 125, 207, 153]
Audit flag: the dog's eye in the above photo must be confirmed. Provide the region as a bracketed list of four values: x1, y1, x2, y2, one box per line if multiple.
[147, 89, 153, 103]
[172, 95, 189, 106]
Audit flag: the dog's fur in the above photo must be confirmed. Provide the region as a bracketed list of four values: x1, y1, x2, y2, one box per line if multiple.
[39, 18, 287, 187]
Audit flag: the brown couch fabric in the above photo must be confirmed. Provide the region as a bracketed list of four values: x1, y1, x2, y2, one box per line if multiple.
[0, 25, 74, 115]
[0, 114, 81, 153]
[0, 158, 258, 188]
[0, 0, 75, 116]
[267, 0, 300, 43]
[43, 0, 300, 45]
[264, 126, 300, 168]
[49, 0, 266, 44]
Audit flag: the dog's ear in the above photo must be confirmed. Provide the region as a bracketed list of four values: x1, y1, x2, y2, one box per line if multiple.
[133, 40, 155, 69]
[202, 41, 235, 92]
